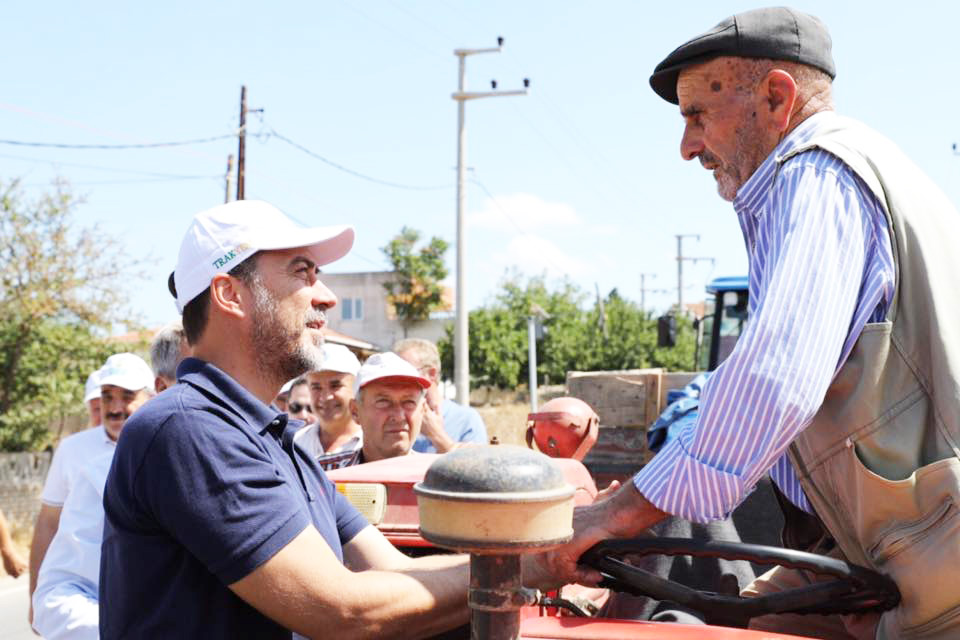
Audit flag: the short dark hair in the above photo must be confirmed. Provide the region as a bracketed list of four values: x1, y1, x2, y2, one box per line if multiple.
[179, 253, 261, 345]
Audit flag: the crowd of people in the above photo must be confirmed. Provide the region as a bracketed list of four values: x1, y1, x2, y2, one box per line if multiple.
[5, 6, 960, 639]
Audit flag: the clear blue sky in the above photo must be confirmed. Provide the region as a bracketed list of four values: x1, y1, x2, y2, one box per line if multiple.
[3, 1, 958, 329]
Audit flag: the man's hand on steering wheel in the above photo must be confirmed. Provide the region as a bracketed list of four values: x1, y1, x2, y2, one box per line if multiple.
[542, 482, 667, 587]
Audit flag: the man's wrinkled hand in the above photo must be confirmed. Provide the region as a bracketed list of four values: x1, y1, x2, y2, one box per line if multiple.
[541, 482, 667, 587]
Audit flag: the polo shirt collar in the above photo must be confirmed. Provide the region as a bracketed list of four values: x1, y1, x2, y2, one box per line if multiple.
[176, 357, 284, 434]
[734, 110, 839, 217]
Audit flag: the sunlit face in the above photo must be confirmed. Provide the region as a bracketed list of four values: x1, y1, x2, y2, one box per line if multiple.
[307, 370, 355, 428]
[244, 249, 337, 384]
[352, 380, 425, 462]
[100, 384, 151, 441]
[287, 383, 315, 423]
[677, 57, 775, 202]
[87, 397, 101, 427]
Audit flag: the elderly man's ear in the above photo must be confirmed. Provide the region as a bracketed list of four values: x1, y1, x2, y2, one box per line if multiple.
[349, 398, 360, 422]
[762, 69, 799, 132]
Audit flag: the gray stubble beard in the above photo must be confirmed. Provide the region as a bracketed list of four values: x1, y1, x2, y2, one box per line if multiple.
[249, 276, 326, 386]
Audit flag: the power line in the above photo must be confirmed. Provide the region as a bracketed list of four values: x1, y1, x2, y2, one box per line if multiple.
[0, 134, 235, 150]
[268, 128, 452, 191]
[0, 152, 220, 179]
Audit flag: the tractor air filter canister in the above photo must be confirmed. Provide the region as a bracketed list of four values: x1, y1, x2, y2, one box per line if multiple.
[415, 445, 575, 640]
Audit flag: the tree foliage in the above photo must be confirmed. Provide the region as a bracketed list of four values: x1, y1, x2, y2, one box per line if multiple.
[439, 272, 697, 389]
[0, 179, 144, 450]
[380, 227, 449, 329]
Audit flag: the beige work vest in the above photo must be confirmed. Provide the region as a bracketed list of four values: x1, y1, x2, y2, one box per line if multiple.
[777, 116, 960, 639]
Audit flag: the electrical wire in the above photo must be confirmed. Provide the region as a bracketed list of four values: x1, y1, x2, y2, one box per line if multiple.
[267, 128, 452, 192]
[0, 152, 220, 179]
[0, 134, 235, 150]
[469, 177, 571, 277]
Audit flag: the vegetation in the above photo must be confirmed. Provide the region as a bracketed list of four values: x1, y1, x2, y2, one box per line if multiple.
[0, 179, 143, 450]
[438, 273, 696, 389]
[380, 227, 449, 333]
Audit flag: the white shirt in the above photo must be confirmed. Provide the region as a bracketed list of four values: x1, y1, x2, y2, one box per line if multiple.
[33, 447, 116, 633]
[41, 426, 115, 506]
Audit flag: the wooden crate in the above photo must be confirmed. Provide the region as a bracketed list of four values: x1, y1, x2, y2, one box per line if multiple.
[566, 368, 663, 428]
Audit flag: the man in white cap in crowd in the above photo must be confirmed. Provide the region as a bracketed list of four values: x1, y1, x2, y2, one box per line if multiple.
[394, 338, 488, 453]
[32, 353, 154, 638]
[350, 351, 431, 465]
[150, 320, 191, 393]
[295, 343, 364, 470]
[28, 365, 106, 622]
[100, 200, 552, 638]
[82, 368, 102, 427]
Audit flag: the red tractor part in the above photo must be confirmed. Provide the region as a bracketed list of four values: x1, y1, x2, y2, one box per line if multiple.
[415, 445, 577, 640]
[526, 397, 599, 461]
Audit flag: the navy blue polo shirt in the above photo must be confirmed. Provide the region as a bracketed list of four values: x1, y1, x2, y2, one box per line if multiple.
[100, 358, 368, 639]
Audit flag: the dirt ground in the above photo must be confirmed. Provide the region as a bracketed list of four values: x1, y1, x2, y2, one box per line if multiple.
[475, 402, 533, 447]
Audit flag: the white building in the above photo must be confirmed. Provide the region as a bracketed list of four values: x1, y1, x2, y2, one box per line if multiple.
[322, 271, 453, 351]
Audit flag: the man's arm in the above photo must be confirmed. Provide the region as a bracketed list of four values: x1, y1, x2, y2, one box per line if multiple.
[230, 524, 470, 640]
[0, 508, 27, 578]
[29, 505, 61, 596]
[542, 482, 666, 585]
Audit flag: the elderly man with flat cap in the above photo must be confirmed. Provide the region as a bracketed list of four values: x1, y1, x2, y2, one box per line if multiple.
[100, 200, 555, 639]
[547, 7, 960, 639]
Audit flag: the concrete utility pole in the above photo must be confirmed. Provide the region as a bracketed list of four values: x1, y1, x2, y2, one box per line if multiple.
[452, 37, 529, 405]
[675, 234, 714, 314]
[527, 303, 549, 413]
[639, 273, 668, 314]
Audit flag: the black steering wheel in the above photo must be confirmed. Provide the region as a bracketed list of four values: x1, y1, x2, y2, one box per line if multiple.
[580, 538, 900, 629]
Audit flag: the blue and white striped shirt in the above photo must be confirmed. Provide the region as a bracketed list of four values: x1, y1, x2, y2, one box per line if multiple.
[633, 111, 896, 521]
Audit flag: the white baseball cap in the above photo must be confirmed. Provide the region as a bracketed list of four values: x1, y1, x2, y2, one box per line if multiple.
[354, 352, 431, 396]
[173, 200, 355, 313]
[318, 344, 361, 376]
[83, 368, 104, 403]
[98, 353, 155, 392]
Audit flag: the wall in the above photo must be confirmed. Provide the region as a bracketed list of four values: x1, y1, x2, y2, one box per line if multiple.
[322, 271, 451, 350]
[0, 452, 52, 535]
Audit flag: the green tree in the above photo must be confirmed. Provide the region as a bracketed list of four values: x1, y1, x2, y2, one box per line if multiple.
[0, 179, 144, 450]
[439, 272, 698, 389]
[380, 227, 449, 334]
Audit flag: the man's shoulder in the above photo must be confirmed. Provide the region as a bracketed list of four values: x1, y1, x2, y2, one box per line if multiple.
[53, 426, 109, 461]
[119, 382, 228, 455]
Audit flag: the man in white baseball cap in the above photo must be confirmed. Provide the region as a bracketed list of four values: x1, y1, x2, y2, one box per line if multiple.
[350, 352, 431, 465]
[29, 364, 106, 625]
[295, 343, 365, 470]
[82, 368, 103, 428]
[101, 200, 531, 638]
[32, 353, 154, 639]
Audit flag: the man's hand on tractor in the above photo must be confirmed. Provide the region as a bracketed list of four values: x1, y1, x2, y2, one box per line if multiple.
[542, 482, 667, 586]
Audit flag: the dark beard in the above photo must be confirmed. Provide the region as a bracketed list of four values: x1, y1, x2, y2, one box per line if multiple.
[249, 276, 325, 386]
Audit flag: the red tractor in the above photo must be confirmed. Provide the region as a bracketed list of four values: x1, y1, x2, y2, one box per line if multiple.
[327, 417, 898, 640]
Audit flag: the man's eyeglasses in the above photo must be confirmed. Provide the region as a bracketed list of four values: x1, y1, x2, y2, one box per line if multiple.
[288, 402, 312, 414]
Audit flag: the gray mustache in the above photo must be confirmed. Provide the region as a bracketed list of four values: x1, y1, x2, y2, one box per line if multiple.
[305, 309, 326, 325]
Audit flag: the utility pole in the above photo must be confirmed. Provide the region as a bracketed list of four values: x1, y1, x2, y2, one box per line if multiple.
[639, 273, 668, 314]
[236, 86, 263, 201]
[224, 154, 234, 204]
[237, 86, 247, 201]
[527, 303, 549, 413]
[676, 234, 714, 314]
[452, 37, 529, 405]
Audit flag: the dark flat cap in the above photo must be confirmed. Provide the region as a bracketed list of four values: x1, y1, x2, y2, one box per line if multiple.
[650, 7, 835, 104]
